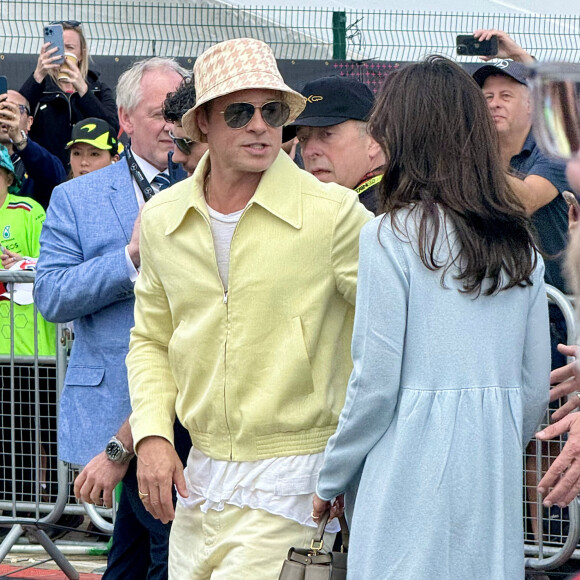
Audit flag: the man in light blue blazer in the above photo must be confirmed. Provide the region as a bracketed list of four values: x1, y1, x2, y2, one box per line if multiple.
[34, 57, 188, 580]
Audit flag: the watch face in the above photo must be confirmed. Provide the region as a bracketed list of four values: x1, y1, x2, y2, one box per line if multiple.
[106, 440, 122, 461]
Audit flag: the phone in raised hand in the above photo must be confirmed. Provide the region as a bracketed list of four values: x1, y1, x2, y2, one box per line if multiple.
[44, 24, 65, 64]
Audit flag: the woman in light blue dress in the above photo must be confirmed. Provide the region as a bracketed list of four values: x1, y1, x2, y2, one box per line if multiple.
[313, 56, 551, 579]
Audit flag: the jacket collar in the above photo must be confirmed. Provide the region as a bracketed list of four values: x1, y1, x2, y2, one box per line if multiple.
[165, 150, 303, 235]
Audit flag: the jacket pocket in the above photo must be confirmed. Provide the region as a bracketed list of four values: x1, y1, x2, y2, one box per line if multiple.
[65, 366, 105, 387]
[251, 316, 315, 431]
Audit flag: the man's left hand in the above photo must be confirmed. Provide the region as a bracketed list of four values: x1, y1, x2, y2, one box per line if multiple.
[74, 451, 129, 508]
[136, 436, 188, 524]
[472, 29, 535, 63]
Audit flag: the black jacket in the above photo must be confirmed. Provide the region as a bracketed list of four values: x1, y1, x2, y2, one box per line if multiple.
[20, 69, 119, 167]
[354, 169, 383, 216]
[11, 138, 67, 210]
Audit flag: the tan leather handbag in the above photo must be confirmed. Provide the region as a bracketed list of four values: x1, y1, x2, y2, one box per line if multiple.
[278, 511, 348, 580]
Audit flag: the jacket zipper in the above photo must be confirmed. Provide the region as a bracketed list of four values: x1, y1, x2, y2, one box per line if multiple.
[201, 212, 232, 456]
[39, 88, 73, 128]
[200, 204, 251, 460]
[210, 203, 252, 460]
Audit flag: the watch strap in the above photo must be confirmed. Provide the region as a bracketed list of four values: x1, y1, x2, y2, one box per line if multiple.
[12, 130, 28, 151]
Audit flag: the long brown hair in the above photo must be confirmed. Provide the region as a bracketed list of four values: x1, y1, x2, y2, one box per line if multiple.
[369, 56, 537, 296]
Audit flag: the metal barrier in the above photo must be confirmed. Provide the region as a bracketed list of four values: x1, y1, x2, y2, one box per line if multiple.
[2, 274, 580, 573]
[524, 285, 580, 571]
[0, 270, 111, 578]
[0, 269, 77, 578]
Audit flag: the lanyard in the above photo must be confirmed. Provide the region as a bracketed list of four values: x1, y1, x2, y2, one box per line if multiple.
[125, 147, 156, 202]
[355, 174, 383, 196]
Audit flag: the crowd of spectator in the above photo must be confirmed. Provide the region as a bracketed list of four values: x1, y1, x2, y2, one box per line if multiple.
[0, 22, 580, 580]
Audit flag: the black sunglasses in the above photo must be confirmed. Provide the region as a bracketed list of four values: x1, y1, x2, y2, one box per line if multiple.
[49, 20, 82, 27]
[169, 131, 193, 155]
[220, 101, 290, 129]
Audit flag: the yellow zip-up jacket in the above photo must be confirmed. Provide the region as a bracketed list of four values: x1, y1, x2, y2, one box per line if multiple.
[128, 151, 373, 461]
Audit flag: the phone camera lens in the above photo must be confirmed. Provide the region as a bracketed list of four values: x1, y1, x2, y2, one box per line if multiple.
[457, 45, 466, 55]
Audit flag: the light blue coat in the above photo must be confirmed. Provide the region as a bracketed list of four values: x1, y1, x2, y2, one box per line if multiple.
[34, 159, 138, 465]
[317, 212, 551, 580]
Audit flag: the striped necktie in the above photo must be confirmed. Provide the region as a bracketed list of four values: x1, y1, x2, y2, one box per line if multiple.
[152, 172, 171, 192]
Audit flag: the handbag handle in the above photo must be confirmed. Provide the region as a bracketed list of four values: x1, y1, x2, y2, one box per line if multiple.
[338, 515, 349, 552]
[310, 510, 349, 554]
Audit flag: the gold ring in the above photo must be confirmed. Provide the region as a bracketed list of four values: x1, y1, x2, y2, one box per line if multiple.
[138, 490, 149, 499]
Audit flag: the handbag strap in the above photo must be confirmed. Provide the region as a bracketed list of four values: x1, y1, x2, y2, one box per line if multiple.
[338, 515, 349, 552]
[310, 510, 350, 554]
[310, 510, 330, 552]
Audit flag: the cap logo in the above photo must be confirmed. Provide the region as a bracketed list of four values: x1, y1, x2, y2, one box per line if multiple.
[81, 123, 97, 133]
[305, 95, 323, 103]
[494, 60, 510, 70]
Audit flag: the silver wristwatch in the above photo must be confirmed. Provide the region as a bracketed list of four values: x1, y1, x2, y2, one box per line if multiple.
[12, 130, 28, 151]
[105, 436, 134, 464]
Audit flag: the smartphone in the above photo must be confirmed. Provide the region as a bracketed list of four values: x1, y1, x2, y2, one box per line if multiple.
[44, 24, 65, 64]
[456, 35, 498, 57]
[0, 76, 7, 96]
[563, 191, 580, 210]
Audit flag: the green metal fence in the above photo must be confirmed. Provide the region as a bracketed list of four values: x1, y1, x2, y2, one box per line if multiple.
[1, 1, 580, 62]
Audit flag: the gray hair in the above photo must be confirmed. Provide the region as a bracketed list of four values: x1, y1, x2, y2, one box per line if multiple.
[116, 57, 189, 112]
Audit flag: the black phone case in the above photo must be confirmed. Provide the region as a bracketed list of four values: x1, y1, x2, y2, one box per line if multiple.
[456, 35, 498, 57]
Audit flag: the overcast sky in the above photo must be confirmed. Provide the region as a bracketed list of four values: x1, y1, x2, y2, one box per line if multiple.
[234, 0, 580, 14]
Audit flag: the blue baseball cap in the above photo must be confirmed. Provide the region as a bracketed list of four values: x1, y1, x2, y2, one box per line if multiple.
[472, 60, 529, 87]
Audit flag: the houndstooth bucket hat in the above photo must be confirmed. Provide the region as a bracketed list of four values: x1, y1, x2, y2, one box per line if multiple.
[182, 38, 306, 142]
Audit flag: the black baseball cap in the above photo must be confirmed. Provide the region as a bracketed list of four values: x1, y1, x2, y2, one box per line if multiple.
[472, 60, 529, 87]
[66, 117, 118, 154]
[284, 76, 374, 139]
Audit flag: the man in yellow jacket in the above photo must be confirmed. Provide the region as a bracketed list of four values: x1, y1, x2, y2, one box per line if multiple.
[127, 38, 372, 578]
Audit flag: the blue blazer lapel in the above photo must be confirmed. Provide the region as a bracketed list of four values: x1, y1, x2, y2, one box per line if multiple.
[109, 160, 139, 243]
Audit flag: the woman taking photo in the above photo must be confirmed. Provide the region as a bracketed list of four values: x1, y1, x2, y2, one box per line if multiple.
[313, 56, 550, 579]
[19, 21, 118, 167]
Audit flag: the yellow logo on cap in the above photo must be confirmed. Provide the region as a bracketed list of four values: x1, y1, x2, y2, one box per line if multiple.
[81, 123, 97, 132]
[306, 95, 323, 103]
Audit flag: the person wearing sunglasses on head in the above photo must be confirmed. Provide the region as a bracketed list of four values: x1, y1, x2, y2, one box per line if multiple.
[19, 21, 119, 168]
[125, 38, 372, 578]
[0, 90, 67, 209]
[162, 77, 209, 177]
